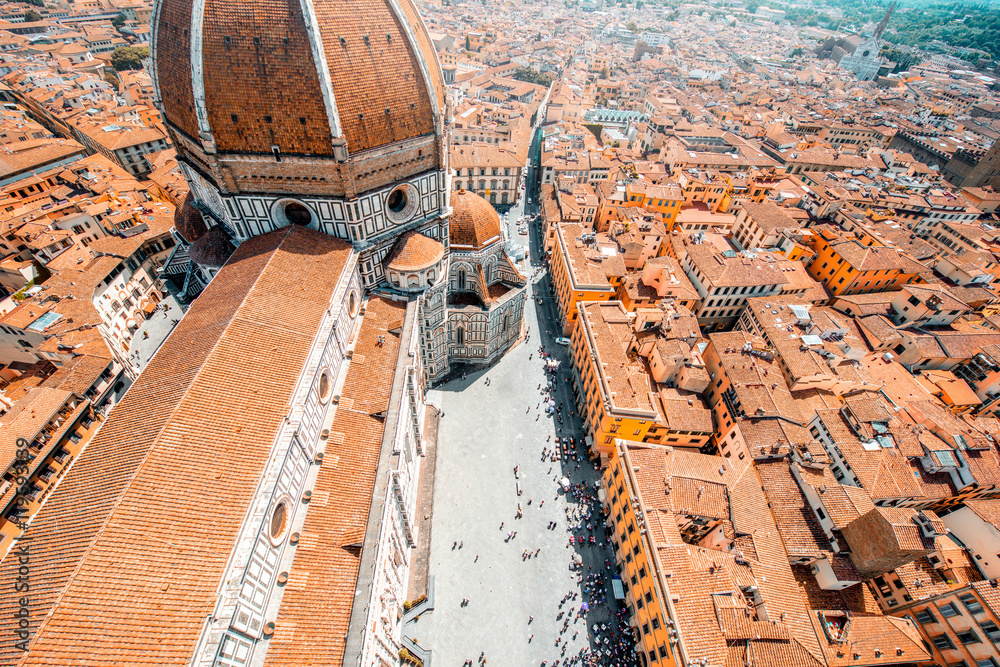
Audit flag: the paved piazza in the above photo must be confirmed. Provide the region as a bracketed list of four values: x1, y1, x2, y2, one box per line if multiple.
[411, 211, 631, 665]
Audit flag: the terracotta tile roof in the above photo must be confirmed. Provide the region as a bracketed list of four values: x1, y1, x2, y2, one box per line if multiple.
[312, 0, 437, 153]
[0, 387, 73, 474]
[627, 446, 823, 667]
[685, 244, 788, 288]
[740, 200, 798, 231]
[5, 226, 352, 664]
[199, 0, 334, 155]
[756, 460, 835, 559]
[450, 189, 502, 249]
[265, 296, 405, 666]
[384, 230, 444, 271]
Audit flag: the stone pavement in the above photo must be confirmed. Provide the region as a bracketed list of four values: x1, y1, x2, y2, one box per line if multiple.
[409, 274, 624, 666]
[129, 294, 184, 371]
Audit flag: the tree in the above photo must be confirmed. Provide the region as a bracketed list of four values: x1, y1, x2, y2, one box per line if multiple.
[791, 47, 804, 57]
[746, 0, 758, 13]
[111, 13, 126, 29]
[110, 46, 149, 71]
[511, 67, 553, 86]
[23, 9, 41, 22]
[599, 66, 609, 78]
[465, 35, 471, 51]
[626, 21, 639, 33]
[104, 71, 120, 88]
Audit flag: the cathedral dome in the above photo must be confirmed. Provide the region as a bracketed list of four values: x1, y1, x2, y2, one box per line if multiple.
[385, 230, 444, 272]
[153, 0, 446, 193]
[173, 192, 208, 244]
[189, 225, 236, 268]
[450, 189, 502, 250]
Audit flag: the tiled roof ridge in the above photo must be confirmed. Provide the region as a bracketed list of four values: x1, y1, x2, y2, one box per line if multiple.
[18, 226, 297, 654]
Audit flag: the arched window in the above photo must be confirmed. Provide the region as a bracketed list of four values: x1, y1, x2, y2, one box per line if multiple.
[503, 180, 509, 189]
[502, 192, 509, 203]
[490, 179, 498, 189]
[479, 180, 486, 190]
[458, 269, 466, 290]
[503, 313, 510, 331]
[455, 180, 462, 190]
[456, 327, 465, 345]
[407, 274, 419, 287]
[490, 193, 496, 203]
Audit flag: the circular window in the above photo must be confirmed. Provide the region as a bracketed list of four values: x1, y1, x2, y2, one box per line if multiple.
[318, 370, 332, 403]
[862, 49, 870, 57]
[387, 188, 407, 213]
[348, 290, 359, 318]
[384, 183, 420, 224]
[285, 202, 312, 225]
[269, 501, 288, 541]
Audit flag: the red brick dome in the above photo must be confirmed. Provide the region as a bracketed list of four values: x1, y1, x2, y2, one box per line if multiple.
[189, 225, 236, 268]
[385, 230, 444, 272]
[153, 0, 445, 161]
[450, 189, 503, 250]
[173, 192, 207, 244]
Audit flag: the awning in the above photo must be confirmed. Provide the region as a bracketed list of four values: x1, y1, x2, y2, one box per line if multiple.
[141, 301, 156, 314]
[612, 576, 625, 600]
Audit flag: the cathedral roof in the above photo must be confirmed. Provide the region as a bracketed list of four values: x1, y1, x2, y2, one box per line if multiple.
[172, 192, 207, 244]
[188, 224, 235, 267]
[153, 0, 444, 159]
[384, 230, 444, 272]
[450, 189, 503, 250]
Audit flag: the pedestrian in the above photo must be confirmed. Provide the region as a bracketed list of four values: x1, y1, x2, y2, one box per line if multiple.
[460, 541, 464, 549]
[500, 521, 504, 530]
[529, 615, 534, 623]
[475, 554, 479, 562]
[540, 500, 545, 507]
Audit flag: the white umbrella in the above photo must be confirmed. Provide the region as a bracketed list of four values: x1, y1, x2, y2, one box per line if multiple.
[548, 399, 556, 407]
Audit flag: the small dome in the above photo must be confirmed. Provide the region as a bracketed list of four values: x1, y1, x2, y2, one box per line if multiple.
[189, 225, 235, 268]
[385, 230, 444, 272]
[173, 192, 207, 244]
[450, 189, 502, 249]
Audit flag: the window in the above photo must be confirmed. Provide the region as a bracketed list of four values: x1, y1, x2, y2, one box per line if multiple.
[915, 609, 936, 625]
[980, 621, 1000, 642]
[932, 634, 955, 650]
[456, 328, 464, 346]
[958, 629, 981, 645]
[961, 593, 985, 615]
[269, 500, 288, 541]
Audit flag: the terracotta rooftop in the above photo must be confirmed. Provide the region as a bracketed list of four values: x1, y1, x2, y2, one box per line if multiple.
[450, 189, 502, 249]
[3, 225, 352, 663]
[265, 296, 405, 666]
[385, 230, 445, 272]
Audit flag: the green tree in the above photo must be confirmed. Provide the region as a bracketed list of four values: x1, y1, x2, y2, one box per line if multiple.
[103, 71, 120, 88]
[110, 46, 149, 71]
[511, 67, 553, 86]
[111, 13, 126, 28]
[23, 9, 41, 21]
[599, 66, 609, 78]
[626, 20, 639, 32]
[465, 35, 471, 51]
[746, 0, 758, 13]
[791, 47, 804, 57]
